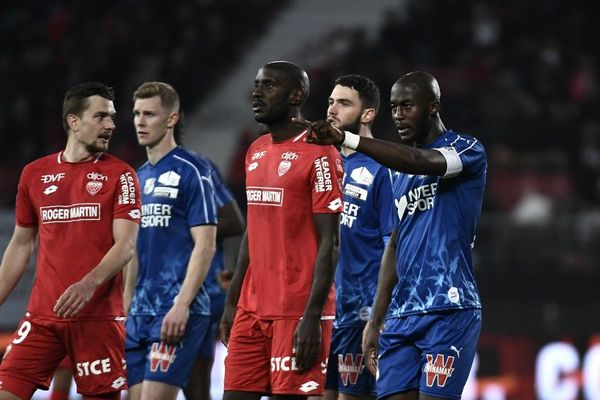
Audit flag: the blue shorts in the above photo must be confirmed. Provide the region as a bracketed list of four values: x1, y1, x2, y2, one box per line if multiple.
[197, 293, 225, 359]
[125, 314, 210, 388]
[377, 309, 481, 400]
[325, 325, 375, 396]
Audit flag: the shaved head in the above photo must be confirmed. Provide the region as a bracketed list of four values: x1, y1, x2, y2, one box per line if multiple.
[396, 71, 441, 103]
[263, 61, 310, 102]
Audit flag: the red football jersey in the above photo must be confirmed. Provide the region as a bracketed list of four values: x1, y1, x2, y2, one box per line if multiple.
[239, 132, 344, 319]
[15, 152, 141, 320]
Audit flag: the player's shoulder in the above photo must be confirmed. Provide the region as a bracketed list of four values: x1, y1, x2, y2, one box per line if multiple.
[441, 130, 485, 153]
[169, 146, 214, 176]
[20, 153, 61, 178]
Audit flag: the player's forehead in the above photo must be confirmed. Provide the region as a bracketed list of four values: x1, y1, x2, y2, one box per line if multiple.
[255, 66, 288, 84]
[133, 96, 163, 111]
[390, 82, 422, 103]
[84, 95, 116, 115]
[330, 84, 360, 102]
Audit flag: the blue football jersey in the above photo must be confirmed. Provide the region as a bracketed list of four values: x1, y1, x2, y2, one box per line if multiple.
[130, 146, 218, 316]
[388, 130, 486, 318]
[335, 152, 395, 328]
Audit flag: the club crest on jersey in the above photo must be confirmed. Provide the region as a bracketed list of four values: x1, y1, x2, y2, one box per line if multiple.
[149, 342, 177, 372]
[339, 353, 365, 386]
[424, 354, 455, 387]
[278, 160, 291, 176]
[86, 181, 103, 196]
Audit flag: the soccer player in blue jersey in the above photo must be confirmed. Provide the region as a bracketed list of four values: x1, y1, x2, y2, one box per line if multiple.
[295, 71, 487, 400]
[323, 75, 395, 400]
[125, 81, 218, 400]
[184, 160, 245, 400]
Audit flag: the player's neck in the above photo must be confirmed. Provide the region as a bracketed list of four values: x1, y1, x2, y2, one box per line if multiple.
[62, 142, 100, 163]
[270, 120, 305, 143]
[146, 134, 177, 165]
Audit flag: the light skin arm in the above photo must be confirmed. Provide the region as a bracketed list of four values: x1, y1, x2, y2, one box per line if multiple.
[219, 229, 249, 346]
[293, 118, 447, 176]
[362, 228, 398, 376]
[294, 212, 339, 371]
[0, 225, 37, 306]
[54, 219, 139, 318]
[122, 248, 138, 315]
[161, 224, 217, 344]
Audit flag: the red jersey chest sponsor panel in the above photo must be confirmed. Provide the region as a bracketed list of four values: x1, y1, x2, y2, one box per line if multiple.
[240, 133, 343, 319]
[16, 152, 141, 320]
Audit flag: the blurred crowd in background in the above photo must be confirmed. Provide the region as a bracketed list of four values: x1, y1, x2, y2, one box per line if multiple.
[1, 0, 599, 335]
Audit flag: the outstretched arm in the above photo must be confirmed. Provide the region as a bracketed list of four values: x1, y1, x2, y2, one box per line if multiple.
[54, 219, 139, 318]
[294, 212, 339, 371]
[293, 118, 447, 176]
[0, 225, 36, 306]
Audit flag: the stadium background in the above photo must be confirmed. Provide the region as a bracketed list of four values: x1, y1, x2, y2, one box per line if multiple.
[0, 0, 599, 399]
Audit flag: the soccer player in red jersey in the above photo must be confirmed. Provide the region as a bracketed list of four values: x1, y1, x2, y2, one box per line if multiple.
[220, 61, 344, 400]
[0, 82, 141, 400]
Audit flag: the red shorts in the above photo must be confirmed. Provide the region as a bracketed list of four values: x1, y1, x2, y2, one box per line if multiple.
[0, 313, 127, 398]
[224, 309, 333, 395]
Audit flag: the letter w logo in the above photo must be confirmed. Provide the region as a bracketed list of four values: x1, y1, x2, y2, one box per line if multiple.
[424, 354, 455, 387]
[339, 353, 364, 386]
[149, 342, 177, 372]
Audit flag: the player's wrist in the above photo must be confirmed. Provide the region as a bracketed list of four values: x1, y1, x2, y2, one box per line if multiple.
[341, 131, 360, 149]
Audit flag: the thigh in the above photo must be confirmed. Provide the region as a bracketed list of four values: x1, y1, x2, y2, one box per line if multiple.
[417, 309, 481, 399]
[0, 315, 66, 397]
[331, 326, 375, 396]
[68, 319, 127, 395]
[224, 310, 271, 394]
[144, 314, 211, 388]
[270, 318, 333, 396]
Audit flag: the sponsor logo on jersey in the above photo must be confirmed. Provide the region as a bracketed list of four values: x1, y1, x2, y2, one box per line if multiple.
[246, 186, 284, 206]
[339, 353, 365, 386]
[252, 150, 267, 160]
[278, 160, 291, 176]
[424, 354, 455, 387]
[314, 157, 333, 192]
[271, 355, 299, 372]
[328, 198, 343, 211]
[340, 202, 359, 227]
[395, 182, 438, 221]
[86, 181, 103, 196]
[299, 381, 319, 393]
[149, 342, 177, 372]
[76, 358, 112, 377]
[158, 171, 181, 186]
[344, 183, 368, 201]
[40, 203, 101, 223]
[86, 172, 108, 181]
[144, 178, 156, 195]
[141, 203, 172, 227]
[43, 185, 58, 195]
[248, 162, 258, 171]
[40, 173, 66, 183]
[152, 186, 179, 198]
[118, 172, 137, 205]
[350, 167, 374, 185]
[281, 151, 298, 161]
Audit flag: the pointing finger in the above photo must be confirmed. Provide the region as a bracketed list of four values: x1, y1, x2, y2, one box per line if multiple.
[291, 117, 313, 127]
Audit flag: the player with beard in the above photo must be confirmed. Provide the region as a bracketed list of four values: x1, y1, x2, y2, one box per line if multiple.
[220, 61, 344, 400]
[295, 71, 487, 400]
[322, 75, 395, 400]
[0, 82, 141, 399]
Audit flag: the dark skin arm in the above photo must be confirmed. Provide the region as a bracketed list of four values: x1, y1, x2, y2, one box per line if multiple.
[219, 230, 249, 346]
[293, 118, 447, 176]
[294, 212, 339, 371]
[216, 200, 246, 287]
[362, 229, 398, 376]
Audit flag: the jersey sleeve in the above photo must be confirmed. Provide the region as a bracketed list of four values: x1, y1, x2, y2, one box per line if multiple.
[15, 166, 37, 227]
[183, 162, 218, 227]
[113, 167, 142, 222]
[434, 137, 486, 179]
[374, 167, 396, 237]
[309, 146, 344, 213]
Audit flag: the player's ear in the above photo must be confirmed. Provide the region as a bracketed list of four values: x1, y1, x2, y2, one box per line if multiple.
[290, 88, 305, 106]
[361, 108, 376, 124]
[429, 100, 440, 115]
[67, 114, 79, 132]
[167, 112, 180, 128]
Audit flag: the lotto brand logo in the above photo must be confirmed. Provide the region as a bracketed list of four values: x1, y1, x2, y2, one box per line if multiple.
[40, 173, 66, 183]
[76, 358, 112, 377]
[43, 185, 58, 195]
[86, 172, 108, 181]
[149, 342, 177, 372]
[299, 381, 319, 393]
[339, 353, 365, 386]
[248, 162, 258, 171]
[424, 354, 455, 387]
[111, 377, 126, 389]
